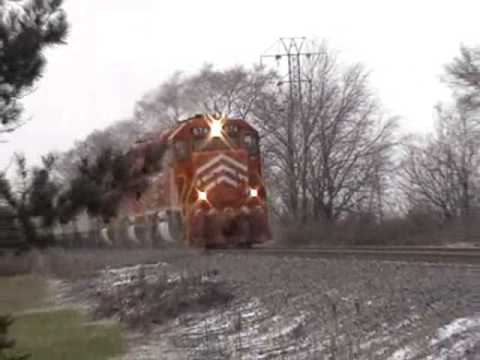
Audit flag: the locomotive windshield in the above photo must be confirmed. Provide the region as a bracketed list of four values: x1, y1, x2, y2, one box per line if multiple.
[243, 134, 259, 155]
[171, 118, 261, 156]
[188, 122, 259, 153]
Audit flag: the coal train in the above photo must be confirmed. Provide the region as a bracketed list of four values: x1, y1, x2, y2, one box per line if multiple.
[101, 113, 271, 248]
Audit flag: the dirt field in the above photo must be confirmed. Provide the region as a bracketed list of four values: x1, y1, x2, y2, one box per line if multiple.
[44, 249, 480, 360]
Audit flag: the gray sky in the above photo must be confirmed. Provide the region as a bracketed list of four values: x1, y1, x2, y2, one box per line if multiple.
[1, 0, 479, 169]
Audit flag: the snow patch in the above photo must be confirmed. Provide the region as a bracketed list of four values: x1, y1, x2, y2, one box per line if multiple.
[434, 316, 480, 344]
[426, 314, 480, 360]
[389, 314, 480, 360]
[98, 262, 171, 288]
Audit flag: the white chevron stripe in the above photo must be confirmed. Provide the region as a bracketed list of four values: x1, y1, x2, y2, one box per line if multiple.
[196, 154, 247, 176]
[220, 155, 248, 173]
[204, 175, 239, 193]
[201, 164, 248, 184]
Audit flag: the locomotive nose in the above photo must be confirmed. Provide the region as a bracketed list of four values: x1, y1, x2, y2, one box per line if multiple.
[221, 208, 241, 236]
[193, 151, 249, 200]
[189, 205, 270, 248]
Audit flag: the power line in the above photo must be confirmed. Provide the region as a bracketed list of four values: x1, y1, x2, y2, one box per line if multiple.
[260, 37, 321, 114]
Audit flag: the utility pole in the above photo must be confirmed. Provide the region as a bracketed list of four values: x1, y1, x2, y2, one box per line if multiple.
[261, 37, 320, 115]
[260, 37, 321, 221]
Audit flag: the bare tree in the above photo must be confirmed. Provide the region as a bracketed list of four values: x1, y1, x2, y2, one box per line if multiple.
[399, 134, 459, 221]
[133, 65, 275, 132]
[56, 119, 143, 181]
[399, 103, 480, 222]
[134, 71, 187, 129]
[254, 44, 397, 224]
[184, 64, 274, 119]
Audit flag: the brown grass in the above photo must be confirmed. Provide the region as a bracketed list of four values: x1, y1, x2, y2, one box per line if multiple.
[0, 248, 188, 278]
[275, 214, 480, 247]
[94, 266, 233, 329]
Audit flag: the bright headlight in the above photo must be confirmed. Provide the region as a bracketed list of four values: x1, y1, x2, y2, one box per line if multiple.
[210, 120, 223, 138]
[198, 190, 208, 201]
[250, 188, 258, 198]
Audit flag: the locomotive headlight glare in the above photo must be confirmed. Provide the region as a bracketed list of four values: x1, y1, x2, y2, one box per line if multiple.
[210, 120, 223, 138]
[198, 190, 208, 202]
[250, 188, 258, 198]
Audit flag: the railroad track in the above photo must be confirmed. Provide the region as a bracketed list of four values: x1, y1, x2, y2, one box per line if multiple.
[230, 246, 480, 264]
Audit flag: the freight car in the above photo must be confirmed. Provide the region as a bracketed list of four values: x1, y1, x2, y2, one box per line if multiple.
[102, 113, 271, 248]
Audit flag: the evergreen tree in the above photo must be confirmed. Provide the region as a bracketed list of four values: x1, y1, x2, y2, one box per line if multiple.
[57, 147, 150, 224]
[445, 45, 480, 110]
[0, 154, 60, 247]
[56, 141, 168, 225]
[0, 0, 68, 132]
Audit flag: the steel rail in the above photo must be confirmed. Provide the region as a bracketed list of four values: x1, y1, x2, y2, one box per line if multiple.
[226, 246, 480, 264]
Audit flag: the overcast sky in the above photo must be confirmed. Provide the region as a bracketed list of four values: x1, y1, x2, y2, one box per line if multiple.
[1, 0, 479, 170]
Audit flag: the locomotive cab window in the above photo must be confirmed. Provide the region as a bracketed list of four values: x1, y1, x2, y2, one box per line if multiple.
[192, 127, 210, 151]
[192, 127, 209, 138]
[174, 140, 190, 160]
[243, 134, 259, 155]
[225, 124, 239, 136]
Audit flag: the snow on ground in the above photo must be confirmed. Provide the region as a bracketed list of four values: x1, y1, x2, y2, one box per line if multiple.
[57, 251, 479, 359]
[98, 262, 171, 288]
[389, 314, 480, 360]
[428, 314, 480, 360]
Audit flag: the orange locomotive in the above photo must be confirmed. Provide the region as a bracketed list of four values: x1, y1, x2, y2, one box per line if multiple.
[104, 113, 271, 248]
